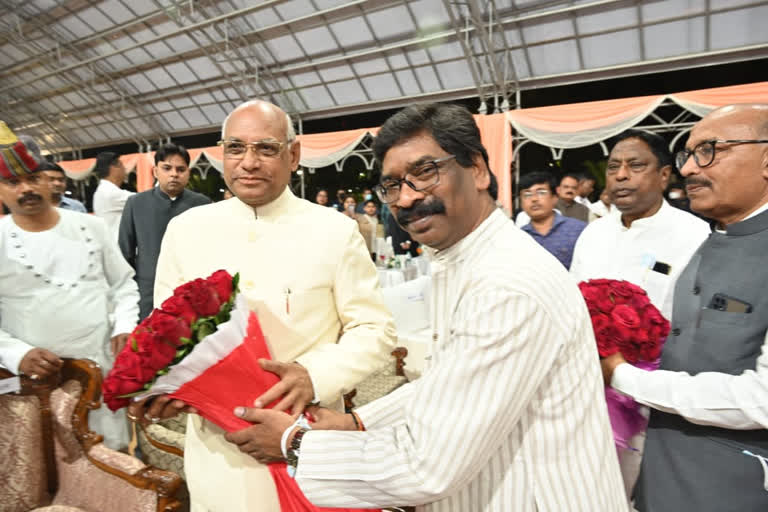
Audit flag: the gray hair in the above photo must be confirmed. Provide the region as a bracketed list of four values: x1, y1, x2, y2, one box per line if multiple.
[221, 100, 296, 142]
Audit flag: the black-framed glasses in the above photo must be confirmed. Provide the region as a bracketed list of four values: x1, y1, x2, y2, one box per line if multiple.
[374, 155, 455, 204]
[217, 139, 292, 160]
[675, 139, 768, 170]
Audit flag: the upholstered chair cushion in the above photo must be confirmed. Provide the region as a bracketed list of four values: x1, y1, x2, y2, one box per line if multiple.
[0, 393, 51, 511]
[33, 506, 87, 511]
[350, 360, 408, 408]
[137, 412, 187, 480]
[48, 380, 158, 512]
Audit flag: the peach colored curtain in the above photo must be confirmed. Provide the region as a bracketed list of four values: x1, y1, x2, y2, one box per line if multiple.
[506, 95, 666, 149]
[670, 81, 768, 117]
[119, 153, 139, 171]
[59, 158, 96, 179]
[297, 128, 374, 168]
[474, 113, 513, 212]
[135, 153, 155, 192]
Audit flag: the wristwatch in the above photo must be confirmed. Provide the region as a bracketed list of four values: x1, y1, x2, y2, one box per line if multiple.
[286, 427, 309, 478]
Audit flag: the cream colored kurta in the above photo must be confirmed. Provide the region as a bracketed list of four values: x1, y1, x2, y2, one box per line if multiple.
[0, 208, 139, 449]
[154, 188, 396, 512]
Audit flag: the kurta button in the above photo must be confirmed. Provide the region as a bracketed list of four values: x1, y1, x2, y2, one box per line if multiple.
[25, 265, 32, 269]
[692, 286, 700, 295]
[10, 232, 17, 237]
[672, 328, 681, 336]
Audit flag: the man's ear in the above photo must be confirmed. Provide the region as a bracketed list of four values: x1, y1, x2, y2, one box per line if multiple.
[288, 140, 301, 172]
[151, 166, 158, 180]
[761, 146, 768, 181]
[659, 164, 672, 190]
[471, 153, 491, 192]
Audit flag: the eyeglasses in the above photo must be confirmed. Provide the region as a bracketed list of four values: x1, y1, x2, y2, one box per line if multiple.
[374, 155, 456, 204]
[675, 139, 768, 170]
[217, 139, 292, 160]
[521, 189, 551, 199]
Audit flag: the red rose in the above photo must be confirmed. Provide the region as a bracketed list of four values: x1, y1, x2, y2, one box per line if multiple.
[610, 281, 637, 300]
[207, 270, 234, 303]
[588, 279, 614, 286]
[592, 314, 621, 357]
[611, 304, 641, 330]
[147, 310, 191, 347]
[620, 342, 641, 363]
[640, 342, 663, 362]
[161, 295, 198, 324]
[178, 279, 221, 317]
[102, 375, 144, 411]
[582, 286, 615, 313]
[133, 331, 176, 374]
[117, 337, 161, 380]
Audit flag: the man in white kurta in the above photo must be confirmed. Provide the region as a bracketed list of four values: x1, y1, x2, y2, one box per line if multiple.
[0, 133, 139, 450]
[570, 130, 710, 495]
[92, 152, 134, 242]
[228, 103, 627, 511]
[150, 101, 396, 512]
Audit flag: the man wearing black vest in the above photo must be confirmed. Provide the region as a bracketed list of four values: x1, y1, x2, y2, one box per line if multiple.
[602, 104, 768, 511]
[118, 143, 210, 320]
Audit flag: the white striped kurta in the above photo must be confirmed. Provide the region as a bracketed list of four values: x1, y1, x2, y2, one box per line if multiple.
[296, 209, 627, 511]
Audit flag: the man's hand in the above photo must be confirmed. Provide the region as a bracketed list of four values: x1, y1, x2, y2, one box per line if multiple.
[110, 333, 130, 357]
[19, 348, 62, 380]
[305, 406, 357, 431]
[601, 352, 627, 387]
[127, 395, 197, 425]
[225, 407, 295, 464]
[253, 360, 314, 414]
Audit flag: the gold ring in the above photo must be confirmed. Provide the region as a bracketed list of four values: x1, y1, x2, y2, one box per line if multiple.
[144, 413, 160, 424]
[126, 412, 140, 422]
[30, 373, 40, 380]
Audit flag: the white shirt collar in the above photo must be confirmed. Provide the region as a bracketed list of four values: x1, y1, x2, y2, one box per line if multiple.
[229, 186, 297, 221]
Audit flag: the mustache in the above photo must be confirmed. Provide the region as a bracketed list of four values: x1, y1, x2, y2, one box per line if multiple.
[685, 177, 712, 188]
[396, 199, 446, 226]
[18, 193, 43, 205]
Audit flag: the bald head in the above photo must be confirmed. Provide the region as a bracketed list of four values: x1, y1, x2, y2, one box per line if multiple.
[221, 100, 296, 141]
[702, 103, 768, 137]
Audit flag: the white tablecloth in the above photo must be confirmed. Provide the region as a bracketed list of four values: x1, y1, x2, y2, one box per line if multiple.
[377, 256, 430, 288]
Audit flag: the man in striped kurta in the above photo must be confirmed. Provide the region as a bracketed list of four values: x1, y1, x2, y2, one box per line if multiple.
[227, 104, 627, 511]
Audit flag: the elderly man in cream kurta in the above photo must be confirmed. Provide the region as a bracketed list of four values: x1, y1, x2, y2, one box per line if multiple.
[146, 100, 396, 512]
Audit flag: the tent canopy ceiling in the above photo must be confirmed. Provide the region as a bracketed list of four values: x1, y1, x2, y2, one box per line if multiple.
[1, 0, 767, 155]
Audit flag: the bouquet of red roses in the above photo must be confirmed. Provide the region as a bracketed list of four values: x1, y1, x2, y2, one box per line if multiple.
[578, 279, 670, 450]
[102, 270, 238, 411]
[102, 270, 375, 512]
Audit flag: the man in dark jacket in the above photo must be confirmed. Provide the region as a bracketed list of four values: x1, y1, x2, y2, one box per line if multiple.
[118, 143, 210, 319]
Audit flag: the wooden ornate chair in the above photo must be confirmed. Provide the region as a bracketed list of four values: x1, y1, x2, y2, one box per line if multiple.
[0, 358, 182, 512]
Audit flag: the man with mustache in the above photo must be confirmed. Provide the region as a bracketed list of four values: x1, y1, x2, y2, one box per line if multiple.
[118, 143, 210, 321]
[0, 123, 139, 450]
[601, 104, 768, 511]
[131, 100, 395, 512]
[226, 103, 627, 511]
[570, 129, 710, 497]
[555, 173, 591, 222]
